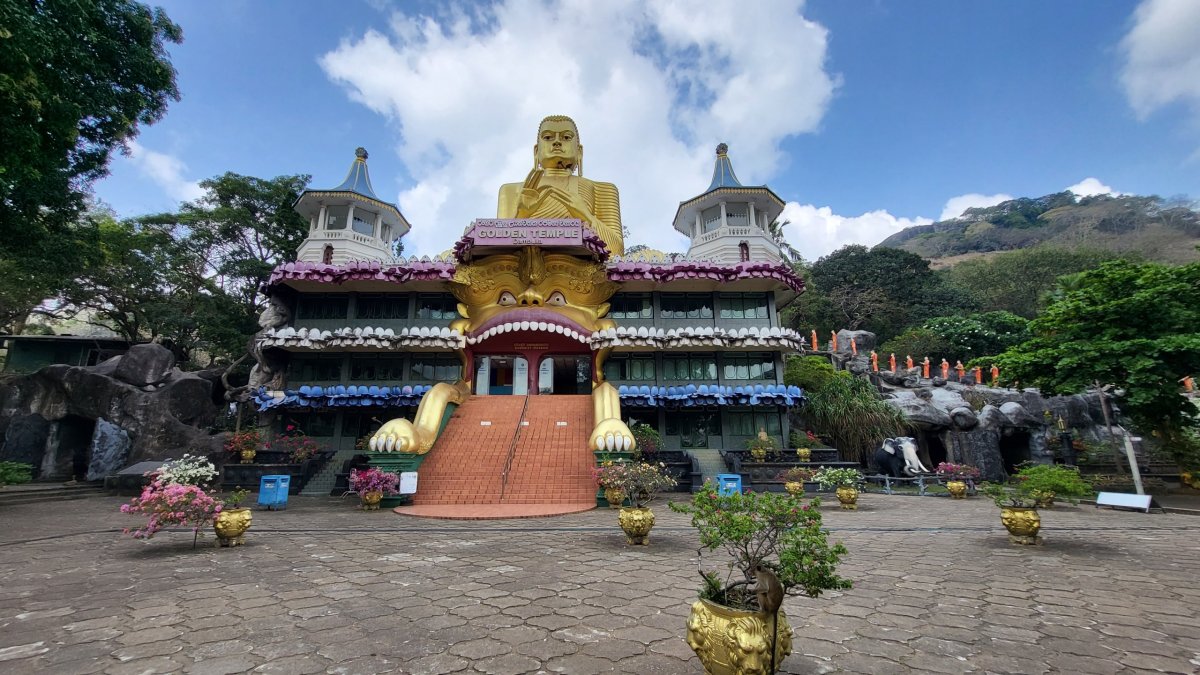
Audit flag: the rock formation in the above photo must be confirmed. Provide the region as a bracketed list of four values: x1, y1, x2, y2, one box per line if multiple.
[0, 344, 225, 481]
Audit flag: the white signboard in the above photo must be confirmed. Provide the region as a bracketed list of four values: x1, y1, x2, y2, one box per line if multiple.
[513, 357, 529, 395]
[1095, 491, 1153, 513]
[399, 472, 418, 495]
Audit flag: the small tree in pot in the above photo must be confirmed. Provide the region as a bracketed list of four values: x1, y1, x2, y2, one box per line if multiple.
[594, 461, 676, 545]
[671, 485, 851, 674]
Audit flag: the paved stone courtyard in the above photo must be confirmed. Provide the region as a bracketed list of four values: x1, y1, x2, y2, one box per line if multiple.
[1, 493, 1198, 674]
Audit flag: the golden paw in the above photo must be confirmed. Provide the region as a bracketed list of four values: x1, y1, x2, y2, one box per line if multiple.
[590, 418, 635, 452]
[369, 418, 420, 453]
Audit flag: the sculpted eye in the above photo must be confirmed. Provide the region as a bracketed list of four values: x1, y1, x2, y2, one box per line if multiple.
[499, 291, 517, 306]
[547, 291, 567, 306]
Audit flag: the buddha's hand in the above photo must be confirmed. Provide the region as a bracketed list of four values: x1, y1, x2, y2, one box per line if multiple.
[369, 418, 420, 453]
[524, 184, 598, 223]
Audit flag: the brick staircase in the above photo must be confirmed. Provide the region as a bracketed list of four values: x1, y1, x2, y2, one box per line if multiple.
[409, 395, 595, 507]
[500, 395, 594, 504]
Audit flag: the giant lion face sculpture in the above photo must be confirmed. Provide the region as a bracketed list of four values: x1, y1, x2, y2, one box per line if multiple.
[449, 246, 617, 343]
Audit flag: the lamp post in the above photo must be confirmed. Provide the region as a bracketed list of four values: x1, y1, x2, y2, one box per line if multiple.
[1056, 415, 1076, 465]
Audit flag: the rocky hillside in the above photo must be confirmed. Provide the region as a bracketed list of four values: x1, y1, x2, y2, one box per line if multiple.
[879, 192, 1200, 264]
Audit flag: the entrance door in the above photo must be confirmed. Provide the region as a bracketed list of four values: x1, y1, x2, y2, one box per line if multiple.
[538, 355, 591, 395]
[474, 356, 528, 395]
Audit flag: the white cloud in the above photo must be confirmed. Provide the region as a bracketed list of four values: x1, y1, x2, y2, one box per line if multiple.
[125, 141, 204, 203]
[1066, 177, 1124, 198]
[319, 0, 836, 256]
[778, 202, 932, 262]
[939, 193, 1013, 221]
[1119, 0, 1200, 120]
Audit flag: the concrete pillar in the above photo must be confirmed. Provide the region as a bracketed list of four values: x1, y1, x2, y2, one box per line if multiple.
[719, 202, 728, 230]
[318, 206, 328, 230]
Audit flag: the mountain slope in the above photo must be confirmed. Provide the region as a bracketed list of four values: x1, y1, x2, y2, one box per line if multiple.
[879, 192, 1200, 264]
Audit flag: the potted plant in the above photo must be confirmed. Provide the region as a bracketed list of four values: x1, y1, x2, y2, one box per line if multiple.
[120, 481, 223, 548]
[630, 422, 661, 460]
[152, 454, 219, 488]
[935, 462, 981, 499]
[779, 467, 815, 497]
[224, 429, 262, 464]
[670, 484, 851, 674]
[813, 467, 865, 510]
[213, 487, 252, 547]
[1013, 463, 1093, 508]
[592, 459, 628, 509]
[746, 429, 777, 462]
[349, 467, 400, 510]
[593, 461, 677, 545]
[980, 481, 1043, 545]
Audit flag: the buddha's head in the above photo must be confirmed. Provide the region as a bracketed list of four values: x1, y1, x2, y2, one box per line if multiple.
[534, 115, 582, 173]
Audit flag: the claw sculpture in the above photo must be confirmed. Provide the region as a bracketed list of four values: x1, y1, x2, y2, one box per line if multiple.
[590, 382, 635, 451]
[368, 381, 470, 454]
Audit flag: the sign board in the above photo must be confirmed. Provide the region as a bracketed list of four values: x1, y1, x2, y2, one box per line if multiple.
[399, 472, 418, 495]
[468, 219, 584, 247]
[1095, 491, 1154, 513]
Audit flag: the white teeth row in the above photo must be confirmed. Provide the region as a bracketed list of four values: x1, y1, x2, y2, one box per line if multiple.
[587, 326, 805, 350]
[260, 325, 465, 350]
[466, 322, 588, 345]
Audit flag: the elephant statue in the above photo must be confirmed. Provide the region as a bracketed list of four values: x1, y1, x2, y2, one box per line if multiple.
[873, 437, 930, 477]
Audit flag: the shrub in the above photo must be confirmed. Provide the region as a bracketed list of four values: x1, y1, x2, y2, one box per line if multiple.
[223, 429, 262, 457]
[670, 484, 851, 609]
[813, 467, 864, 490]
[783, 355, 838, 394]
[120, 481, 223, 546]
[630, 422, 661, 457]
[1014, 463, 1093, 504]
[0, 461, 33, 486]
[591, 461, 676, 507]
[878, 328, 951, 365]
[349, 468, 400, 496]
[153, 455, 217, 487]
[935, 462, 981, 481]
[803, 375, 908, 462]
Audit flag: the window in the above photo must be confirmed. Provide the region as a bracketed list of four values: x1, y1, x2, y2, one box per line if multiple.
[738, 241, 749, 262]
[702, 205, 722, 233]
[603, 355, 656, 381]
[325, 205, 348, 230]
[722, 353, 777, 381]
[662, 354, 716, 381]
[288, 357, 343, 382]
[416, 294, 458, 321]
[726, 411, 781, 436]
[609, 294, 652, 320]
[409, 355, 462, 382]
[350, 356, 406, 381]
[282, 412, 336, 437]
[660, 294, 714, 320]
[356, 295, 408, 320]
[352, 209, 376, 235]
[665, 412, 720, 448]
[725, 203, 748, 227]
[296, 296, 348, 321]
[719, 293, 769, 320]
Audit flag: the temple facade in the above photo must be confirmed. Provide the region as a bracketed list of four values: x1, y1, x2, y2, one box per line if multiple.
[251, 120, 806, 504]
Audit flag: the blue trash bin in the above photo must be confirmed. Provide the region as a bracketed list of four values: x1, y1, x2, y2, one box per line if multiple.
[716, 473, 743, 496]
[258, 474, 290, 510]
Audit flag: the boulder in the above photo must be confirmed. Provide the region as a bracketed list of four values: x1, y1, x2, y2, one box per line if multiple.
[949, 406, 979, 430]
[835, 329, 876, 353]
[113, 344, 175, 387]
[999, 401, 1041, 428]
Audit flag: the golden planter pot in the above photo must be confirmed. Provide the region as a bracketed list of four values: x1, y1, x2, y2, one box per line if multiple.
[686, 598, 792, 675]
[617, 506, 655, 545]
[784, 482, 804, 497]
[945, 480, 968, 499]
[795, 448, 811, 462]
[835, 486, 859, 510]
[1000, 506, 1042, 545]
[750, 448, 767, 463]
[360, 491, 383, 511]
[213, 508, 252, 547]
[239, 449, 256, 464]
[1181, 472, 1200, 490]
[604, 487, 627, 509]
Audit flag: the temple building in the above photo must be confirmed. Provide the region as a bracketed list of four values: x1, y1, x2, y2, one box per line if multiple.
[251, 118, 806, 513]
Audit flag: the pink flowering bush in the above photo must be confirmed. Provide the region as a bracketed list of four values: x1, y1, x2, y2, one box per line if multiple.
[349, 468, 399, 496]
[120, 480, 223, 546]
[935, 462, 981, 481]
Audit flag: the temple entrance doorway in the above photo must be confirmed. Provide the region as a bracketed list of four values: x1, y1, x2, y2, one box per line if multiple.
[473, 355, 529, 395]
[538, 355, 591, 395]
[916, 432, 947, 469]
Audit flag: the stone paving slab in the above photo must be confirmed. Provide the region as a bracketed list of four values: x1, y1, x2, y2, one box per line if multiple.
[1, 493, 1198, 673]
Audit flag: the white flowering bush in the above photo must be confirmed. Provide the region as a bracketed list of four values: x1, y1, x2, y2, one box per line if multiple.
[153, 454, 218, 487]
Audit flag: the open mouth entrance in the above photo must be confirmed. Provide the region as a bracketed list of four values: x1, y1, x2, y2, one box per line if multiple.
[473, 352, 592, 395]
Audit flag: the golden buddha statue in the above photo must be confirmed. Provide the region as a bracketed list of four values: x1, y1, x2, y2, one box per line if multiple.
[497, 115, 625, 256]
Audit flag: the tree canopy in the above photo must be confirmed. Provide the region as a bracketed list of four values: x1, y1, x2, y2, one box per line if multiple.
[0, 0, 181, 331]
[991, 260, 1200, 446]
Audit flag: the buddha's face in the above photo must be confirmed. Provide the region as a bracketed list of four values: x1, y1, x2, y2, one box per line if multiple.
[535, 119, 580, 170]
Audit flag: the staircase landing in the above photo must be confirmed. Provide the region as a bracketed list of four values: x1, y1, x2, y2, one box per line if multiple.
[392, 394, 596, 519]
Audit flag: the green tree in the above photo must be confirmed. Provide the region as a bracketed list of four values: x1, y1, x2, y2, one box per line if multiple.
[910, 311, 1030, 363]
[878, 327, 952, 365]
[942, 247, 1131, 318]
[803, 374, 909, 463]
[0, 0, 181, 329]
[992, 260, 1200, 458]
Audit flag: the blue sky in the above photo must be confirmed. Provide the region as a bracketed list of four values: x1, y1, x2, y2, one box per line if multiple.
[96, 0, 1200, 260]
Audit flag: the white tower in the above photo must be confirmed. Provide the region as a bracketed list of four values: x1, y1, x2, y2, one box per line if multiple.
[672, 143, 785, 263]
[293, 148, 410, 264]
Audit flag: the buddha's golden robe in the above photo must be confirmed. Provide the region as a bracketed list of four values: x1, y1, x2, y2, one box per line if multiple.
[497, 169, 624, 256]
